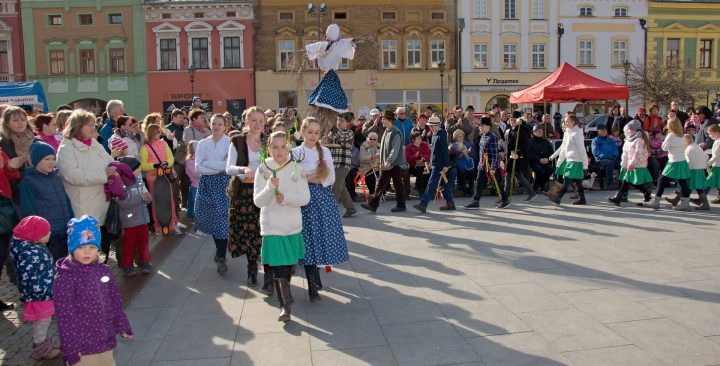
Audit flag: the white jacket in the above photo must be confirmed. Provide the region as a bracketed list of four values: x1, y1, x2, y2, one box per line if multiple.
[662, 134, 686, 163]
[56, 138, 114, 224]
[253, 157, 311, 236]
[563, 125, 589, 169]
[708, 139, 720, 167]
[685, 143, 708, 170]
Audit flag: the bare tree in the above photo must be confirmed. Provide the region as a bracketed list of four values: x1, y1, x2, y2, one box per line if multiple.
[617, 61, 701, 108]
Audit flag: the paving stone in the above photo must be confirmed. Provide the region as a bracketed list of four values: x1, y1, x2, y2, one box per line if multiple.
[232, 332, 311, 366]
[468, 331, 571, 366]
[562, 345, 670, 366]
[311, 346, 398, 366]
[438, 299, 531, 338]
[483, 282, 571, 313]
[558, 289, 661, 324]
[382, 320, 482, 366]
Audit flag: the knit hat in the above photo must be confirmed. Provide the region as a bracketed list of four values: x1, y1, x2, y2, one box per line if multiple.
[13, 216, 51, 242]
[118, 156, 140, 171]
[480, 117, 492, 126]
[110, 136, 128, 151]
[67, 215, 102, 254]
[428, 116, 442, 125]
[637, 107, 646, 114]
[626, 119, 642, 132]
[29, 141, 55, 167]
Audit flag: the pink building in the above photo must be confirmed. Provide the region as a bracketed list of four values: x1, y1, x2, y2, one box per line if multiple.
[0, 0, 24, 81]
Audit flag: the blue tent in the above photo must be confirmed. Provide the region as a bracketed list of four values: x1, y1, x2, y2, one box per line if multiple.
[0, 81, 49, 112]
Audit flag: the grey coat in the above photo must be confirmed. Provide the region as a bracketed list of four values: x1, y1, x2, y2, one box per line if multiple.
[380, 125, 407, 169]
[116, 180, 151, 229]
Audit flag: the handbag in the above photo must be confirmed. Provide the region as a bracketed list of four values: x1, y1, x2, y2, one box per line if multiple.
[146, 143, 177, 183]
[459, 155, 475, 171]
[105, 198, 122, 239]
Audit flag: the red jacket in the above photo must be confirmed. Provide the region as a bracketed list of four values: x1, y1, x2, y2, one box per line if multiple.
[405, 142, 430, 167]
[643, 115, 663, 132]
[0, 149, 20, 199]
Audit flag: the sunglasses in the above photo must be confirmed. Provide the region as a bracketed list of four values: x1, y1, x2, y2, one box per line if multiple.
[368, 138, 377, 141]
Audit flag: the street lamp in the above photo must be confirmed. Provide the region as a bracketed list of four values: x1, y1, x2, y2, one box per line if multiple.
[557, 23, 564, 66]
[438, 59, 446, 118]
[623, 60, 631, 113]
[308, 3, 328, 82]
[188, 63, 196, 99]
[639, 19, 648, 66]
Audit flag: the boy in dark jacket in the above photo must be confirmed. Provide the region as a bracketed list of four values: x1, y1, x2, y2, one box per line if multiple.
[413, 115, 455, 213]
[529, 125, 555, 192]
[465, 117, 509, 209]
[506, 111, 537, 202]
[20, 141, 74, 261]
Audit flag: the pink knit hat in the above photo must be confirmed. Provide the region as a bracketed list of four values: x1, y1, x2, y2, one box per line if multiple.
[13, 216, 51, 242]
[110, 137, 128, 151]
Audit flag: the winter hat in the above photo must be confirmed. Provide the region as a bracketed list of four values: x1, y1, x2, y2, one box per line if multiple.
[29, 141, 55, 167]
[118, 156, 140, 171]
[637, 107, 646, 114]
[67, 215, 102, 254]
[110, 136, 128, 151]
[110, 161, 137, 187]
[626, 119, 642, 132]
[13, 216, 51, 242]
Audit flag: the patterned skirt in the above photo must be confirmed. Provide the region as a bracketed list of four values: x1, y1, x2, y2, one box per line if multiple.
[228, 182, 262, 261]
[662, 161, 690, 180]
[562, 161, 584, 180]
[707, 166, 720, 189]
[300, 184, 349, 266]
[307, 69, 349, 113]
[624, 168, 653, 186]
[688, 169, 708, 190]
[195, 173, 230, 239]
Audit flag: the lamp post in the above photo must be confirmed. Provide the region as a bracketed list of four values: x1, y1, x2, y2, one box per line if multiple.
[188, 63, 196, 99]
[557, 23, 564, 66]
[623, 60, 631, 113]
[308, 3, 328, 83]
[639, 19, 648, 66]
[438, 59, 446, 118]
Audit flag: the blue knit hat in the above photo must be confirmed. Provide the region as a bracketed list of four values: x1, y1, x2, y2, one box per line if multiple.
[67, 215, 102, 254]
[29, 141, 55, 167]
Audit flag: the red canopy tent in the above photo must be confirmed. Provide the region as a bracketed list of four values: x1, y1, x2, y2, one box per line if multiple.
[510, 62, 629, 103]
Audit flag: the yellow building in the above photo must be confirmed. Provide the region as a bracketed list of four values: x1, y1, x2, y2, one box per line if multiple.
[254, 0, 457, 118]
[647, 0, 720, 107]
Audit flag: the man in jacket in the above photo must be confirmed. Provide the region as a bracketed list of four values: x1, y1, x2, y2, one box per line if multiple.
[465, 117, 509, 209]
[413, 116, 455, 212]
[505, 111, 536, 202]
[361, 110, 407, 213]
[166, 109, 188, 210]
[592, 125, 620, 188]
[362, 108, 385, 138]
[99, 99, 124, 153]
[528, 125, 555, 192]
[695, 105, 719, 151]
[394, 107, 413, 198]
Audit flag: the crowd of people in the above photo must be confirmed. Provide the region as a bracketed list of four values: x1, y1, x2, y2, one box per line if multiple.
[0, 96, 719, 363]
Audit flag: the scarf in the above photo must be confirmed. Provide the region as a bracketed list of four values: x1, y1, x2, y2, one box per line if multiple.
[10, 129, 35, 161]
[115, 128, 137, 141]
[193, 121, 206, 133]
[77, 137, 93, 147]
[626, 129, 642, 143]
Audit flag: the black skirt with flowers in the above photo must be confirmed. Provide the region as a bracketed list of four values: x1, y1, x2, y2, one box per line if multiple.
[227, 181, 262, 261]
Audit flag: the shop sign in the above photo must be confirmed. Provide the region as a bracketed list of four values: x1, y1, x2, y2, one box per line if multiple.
[486, 78, 519, 84]
[163, 100, 213, 113]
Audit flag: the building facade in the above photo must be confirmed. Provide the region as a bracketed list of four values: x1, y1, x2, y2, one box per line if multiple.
[143, 0, 254, 118]
[0, 1, 24, 82]
[647, 0, 720, 108]
[255, 0, 457, 118]
[21, 0, 148, 116]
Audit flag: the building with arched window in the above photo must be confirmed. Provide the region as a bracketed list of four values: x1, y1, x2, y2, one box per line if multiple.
[0, 1, 24, 83]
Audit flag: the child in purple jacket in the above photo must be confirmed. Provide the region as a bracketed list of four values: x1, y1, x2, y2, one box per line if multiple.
[53, 215, 132, 365]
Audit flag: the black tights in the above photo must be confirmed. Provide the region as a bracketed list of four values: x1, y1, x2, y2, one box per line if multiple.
[560, 178, 583, 196]
[654, 176, 689, 198]
[213, 237, 227, 260]
[619, 181, 651, 195]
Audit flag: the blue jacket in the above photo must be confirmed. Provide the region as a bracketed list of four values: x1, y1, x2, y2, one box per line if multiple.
[9, 238, 56, 302]
[20, 167, 74, 235]
[430, 129, 450, 169]
[393, 118, 413, 146]
[592, 135, 619, 160]
[99, 117, 115, 153]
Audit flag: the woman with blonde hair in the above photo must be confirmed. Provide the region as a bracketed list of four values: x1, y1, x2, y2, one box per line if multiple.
[644, 117, 692, 210]
[0, 106, 35, 200]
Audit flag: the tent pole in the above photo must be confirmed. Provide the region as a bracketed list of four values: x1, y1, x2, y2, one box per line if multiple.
[543, 100, 548, 139]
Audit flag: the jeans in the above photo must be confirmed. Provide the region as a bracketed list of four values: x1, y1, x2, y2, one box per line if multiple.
[596, 159, 616, 185]
[420, 167, 457, 205]
[473, 167, 508, 203]
[187, 186, 197, 218]
[409, 165, 429, 194]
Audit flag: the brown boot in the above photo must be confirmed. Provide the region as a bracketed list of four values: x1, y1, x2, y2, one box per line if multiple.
[277, 278, 292, 322]
[31, 339, 62, 360]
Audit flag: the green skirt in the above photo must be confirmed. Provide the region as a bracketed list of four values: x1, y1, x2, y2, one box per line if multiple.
[662, 161, 690, 180]
[555, 160, 567, 175]
[688, 169, 708, 190]
[707, 166, 720, 188]
[624, 168, 653, 185]
[261, 233, 306, 266]
[563, 161, 585, 180]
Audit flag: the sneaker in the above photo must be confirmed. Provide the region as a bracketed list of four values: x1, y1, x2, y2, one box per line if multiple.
[496, 201, 511, 209]
[524, 193, 537, 202]
[464, 200, 480, 209]
[123, 268, 137, 277]
[141, 264, 153, 275]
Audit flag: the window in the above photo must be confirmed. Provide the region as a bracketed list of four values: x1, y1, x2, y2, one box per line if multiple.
[49, 50, 65, 75]
[108, 13, 122, 25]
[224, 36, 242, 68]
[48, 15, 62, 26]
[339, 58, 350, 70]
[532, 44, 545, 68]
[473, 43, 488, 68]
[474, 0, 487, 18]
[579, 40, 593, 65]
[532, 0, 544, 19]
[48, 49, 65, 75]
[504, 0, 516, 19]
[191, 38, 209, 69]
[503, 44, 517, 68]
[279, 12, 293, 20]
[279, 91, 297, 109]
[78, 14, 93, 25]
[700, 40, 713, 69]
[279, 40, 295, 70]
[579, 7, 593, 16]
[666, 38, 680, 66]
[226, 11, 236, 17]
[406, 39, 421, 68]
[194, 12, 204, 18]
[382, 11, 396, 20]
[430, 39, 446, 68]
[159, 39, 177, 70]
[79, 49, 95, 74]
[109, 48, 124, 73]
[614, 7, 628, 17]
[161, 13, 171, 19]
[431, 12, 445, 20]
[305, 40, 318, 69]
[382, 40, 397, 69]
[333, 11, 347, 20]
[612, 40, 627, 66]
[0, 41, 7, 74]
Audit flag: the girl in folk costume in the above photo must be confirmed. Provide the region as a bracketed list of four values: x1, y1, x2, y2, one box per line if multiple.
[680, 134, 710, 210]
[306, 24, 355, 113]
[140, 124, 181, 235]
[254, 131, 310, 322]
[185, 141, 199, 219]
[292, 118, 349, 302]
[608, 120, 653, 206]
[548, 115, 589, 205]
[706, 125, 720, 204]
[195, 115, 231, 275]
[226, 107, 270, 290]
[644, 118, 693, 211]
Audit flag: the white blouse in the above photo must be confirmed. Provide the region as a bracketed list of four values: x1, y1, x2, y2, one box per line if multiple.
[226, 141, 262, 177]
[291, 144, 335, 187]
[662, 134, 686, 163]
[196, 135, 230, 176]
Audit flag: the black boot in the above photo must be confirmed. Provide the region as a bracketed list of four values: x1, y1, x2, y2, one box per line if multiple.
[247, 261, 258, 287]
[608, 182, 626, 206]
[315, 267, 323, 291]
[304, 265, 322, 302]
[277, 278, 292, 322]
[285, 270, 294, 304]
[572, 188, 586, 205]
[260, 266, 274, 295]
